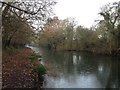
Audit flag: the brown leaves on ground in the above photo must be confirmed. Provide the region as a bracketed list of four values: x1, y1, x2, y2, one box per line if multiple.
[2, 47, 38, 88]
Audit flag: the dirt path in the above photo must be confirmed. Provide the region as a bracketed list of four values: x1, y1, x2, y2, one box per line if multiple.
[2, 47, 37, 88]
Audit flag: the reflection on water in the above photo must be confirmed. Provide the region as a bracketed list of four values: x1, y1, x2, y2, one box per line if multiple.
[44, 73, 102, 88]
[98, 64, 103, 72]
[29, 46, 119, 88]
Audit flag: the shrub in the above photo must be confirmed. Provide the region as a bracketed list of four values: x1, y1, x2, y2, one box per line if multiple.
[32, 64, 47, 76]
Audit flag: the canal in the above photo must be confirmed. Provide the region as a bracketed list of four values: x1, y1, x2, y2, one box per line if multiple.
[29, 46, 119, 88]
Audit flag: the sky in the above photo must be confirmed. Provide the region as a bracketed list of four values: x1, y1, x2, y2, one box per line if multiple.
[53, 0, 119, 28]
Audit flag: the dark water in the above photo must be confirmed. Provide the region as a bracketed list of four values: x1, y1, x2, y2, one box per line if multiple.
[29, 46, 119, 88]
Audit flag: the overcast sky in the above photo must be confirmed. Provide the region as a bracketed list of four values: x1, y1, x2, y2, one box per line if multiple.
[53, 0, 119, 28]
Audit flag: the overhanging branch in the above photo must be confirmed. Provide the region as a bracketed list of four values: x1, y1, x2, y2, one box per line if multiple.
[0, 1, 39, 15]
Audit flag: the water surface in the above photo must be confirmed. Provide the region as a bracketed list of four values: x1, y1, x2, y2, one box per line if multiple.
[29, 46, 119, 88]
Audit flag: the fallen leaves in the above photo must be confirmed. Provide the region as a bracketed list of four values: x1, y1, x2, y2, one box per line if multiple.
[2, 47, 38, 88]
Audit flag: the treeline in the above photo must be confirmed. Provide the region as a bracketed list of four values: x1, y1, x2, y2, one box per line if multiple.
[2, 7, 33, 48]
[1, 1, 56, 48]
[38, 1, 120, 55]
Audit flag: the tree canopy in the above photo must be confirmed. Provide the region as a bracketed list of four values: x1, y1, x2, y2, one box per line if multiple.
[1, 0, 56, 48]
[38, 1, 120, 55]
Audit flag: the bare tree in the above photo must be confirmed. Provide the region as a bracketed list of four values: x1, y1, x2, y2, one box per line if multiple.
[1, 0, 56, 29]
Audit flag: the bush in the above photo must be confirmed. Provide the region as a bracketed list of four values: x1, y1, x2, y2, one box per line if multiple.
[32, 64, 47, 76]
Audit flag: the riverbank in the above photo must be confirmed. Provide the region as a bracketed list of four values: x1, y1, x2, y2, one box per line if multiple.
[64, 49, 120, 56]
[2, 47, 40, 89]
[40, 45, 120, 56]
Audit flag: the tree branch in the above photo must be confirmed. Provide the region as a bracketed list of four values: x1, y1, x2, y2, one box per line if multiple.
[0, 1, 39, 15]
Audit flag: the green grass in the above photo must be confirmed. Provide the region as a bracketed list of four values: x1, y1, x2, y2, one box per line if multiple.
[28, 53, 42, 62]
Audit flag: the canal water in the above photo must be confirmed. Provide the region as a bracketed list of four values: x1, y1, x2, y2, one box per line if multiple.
[28, 46, 119, 88]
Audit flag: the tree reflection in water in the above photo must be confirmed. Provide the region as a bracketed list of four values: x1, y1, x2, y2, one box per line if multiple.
[29, 46, 119, 88]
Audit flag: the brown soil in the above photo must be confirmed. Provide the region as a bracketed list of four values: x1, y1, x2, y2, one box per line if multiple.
[2, 47, 38, 88]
